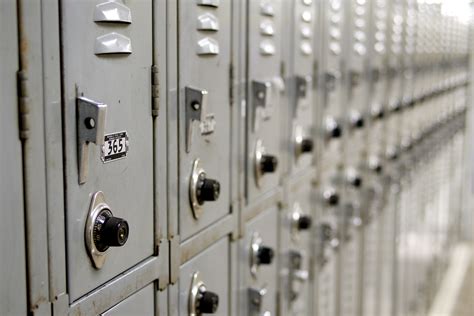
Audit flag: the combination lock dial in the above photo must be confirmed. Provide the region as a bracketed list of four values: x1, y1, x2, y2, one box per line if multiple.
[322, 187, 339, 206]
[346, 168, 363, 188]
[189, 271, 219, 316]
[255, 139, 278, 187]
[349, 111, 365, 129]
[260, 155, 278, 173]
[196, 173, 220, 204]
[250, 232, 274, 277]
[190, 158, 221, 219]
[196, 286, 219, 314]
[294, 125, 314, 160]
[85, 191, 129, 269]
[92, 209, 129, 252]
[324, 116, 342, 139]
[291, 203, 312, 241]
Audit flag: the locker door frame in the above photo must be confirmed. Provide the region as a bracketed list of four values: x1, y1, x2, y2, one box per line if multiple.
[15, 1, 64, 315]
[1, 0, 28, 314]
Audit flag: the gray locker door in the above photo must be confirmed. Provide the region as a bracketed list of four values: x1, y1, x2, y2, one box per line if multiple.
[0, 0, 27, 314]
[178, 1, 232, 241]
[282, 182, 315, 316]
[288, 0, 316, 176]
[101, 283, 155, 316]
[179, 237, 230, 316]
[243, 206, 279, 315]
[246, 0, 284, 202]
[61, 0, 155, 300]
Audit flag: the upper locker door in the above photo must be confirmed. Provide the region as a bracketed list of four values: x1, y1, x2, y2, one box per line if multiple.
[288, 0, 317, 177]
[0, 0, 27, 314]
[61, 0, 154, 301]
[247, 0, 284, 204]
[178, 0, 231, 241]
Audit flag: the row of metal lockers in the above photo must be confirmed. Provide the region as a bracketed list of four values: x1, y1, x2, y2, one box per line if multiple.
[1, 0, 471, 315]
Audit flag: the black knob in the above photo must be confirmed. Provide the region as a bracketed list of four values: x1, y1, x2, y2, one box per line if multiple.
[371, 106, 385, 120]
[353, 117, 365, 128]
[257, 246, 274, 265]
[369, 157, 383, 174]
[387, 149, 399, 160]
[297, 215, 312, 230]
[260, 155, 278, 173]
[198, 290, 219, 314]
[301, 139, 314, 153]
[328, 194, 339, 205]
[350, 176, 362, 188]
[390, 102, 401, 113]
[197, 176, 220, 204]
[93, 210, 129, 252]
[328, 125, 342, 138]
[373, 164, 382, 173]
[324, 190, 339, 206]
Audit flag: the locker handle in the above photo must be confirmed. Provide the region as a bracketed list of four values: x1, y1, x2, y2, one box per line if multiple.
[77, 96, 107, 184]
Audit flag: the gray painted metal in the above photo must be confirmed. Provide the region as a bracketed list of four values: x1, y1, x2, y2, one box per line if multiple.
[152, 0, 170, 290]
[0, 1, 27, 315]
[69, 257, 160, 315]
[281, 177, 317, 316]
[101, 283, 155, 316]
[40, 0, 68, 308]
[241, 205, 279, 316]
[178, 237, 230, 316]
[0, 1, 471, 315]
[60, 0, 155, 300]
[284, 0, 318, 179]
[245, 0, 284, 205]
[17, 1, 53, 313]
[177, 0, 232, 241]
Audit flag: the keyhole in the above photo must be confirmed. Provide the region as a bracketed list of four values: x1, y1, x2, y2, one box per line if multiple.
[85, 117, 96, 129]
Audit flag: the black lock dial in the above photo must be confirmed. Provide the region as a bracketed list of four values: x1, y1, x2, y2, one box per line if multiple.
[257, 246, 274, 265]
[352, 116, 365, 128]
[197, 288, 219, 314]
[301, 139, 314, 153]
[297, 215, 312, 230]
[260, 154, 278, 173]
[323, 189, 339, 206]
[371, 106, 385, 120]
[349, 175, 362, 188]
[327, 124, 342, 138]
[93, 209, 129, 252]
[196, 173, 220, 204]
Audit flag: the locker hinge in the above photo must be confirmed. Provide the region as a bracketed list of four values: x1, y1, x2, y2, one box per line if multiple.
[229, 63, 234, 106]
[151, 65, 160, 117]
[17, 70, 30, 140]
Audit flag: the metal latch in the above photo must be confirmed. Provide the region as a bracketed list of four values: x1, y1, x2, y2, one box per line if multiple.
[77, 97, 107, 184]
[324, 72, 338, 91]
[293, 75, 310, 116]
[185, 87, 211, 152]
[185, 87, 207, 152]
[288, 250, 309, 302]
[318, 222, 339, 265]
[252, 80, 272, 131]
[248, 286, 268, 316]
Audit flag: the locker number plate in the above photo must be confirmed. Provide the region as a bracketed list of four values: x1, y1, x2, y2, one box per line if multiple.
[101, 131, 129, 163]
